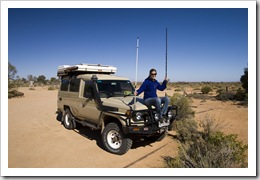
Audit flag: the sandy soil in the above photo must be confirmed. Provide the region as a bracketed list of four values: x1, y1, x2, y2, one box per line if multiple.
[8, 87, 248, 168]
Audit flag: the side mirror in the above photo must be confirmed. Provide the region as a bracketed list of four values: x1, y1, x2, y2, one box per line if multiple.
[91, 75, 98, 82]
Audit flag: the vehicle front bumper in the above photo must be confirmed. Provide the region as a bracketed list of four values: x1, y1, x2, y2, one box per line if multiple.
[122, 120, 169, 135]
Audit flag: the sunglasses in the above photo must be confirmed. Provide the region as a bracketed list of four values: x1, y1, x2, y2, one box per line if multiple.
[151, 73, 157, 76]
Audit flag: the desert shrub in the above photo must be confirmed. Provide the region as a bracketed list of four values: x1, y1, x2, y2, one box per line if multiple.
[170, 94, 194, 120]
[8, 89, 24, 99]
[234, 88, 247, 101]
[188, 93, 213, 102]
[174, 88, 182, 92]
[201, 86, 213, 94]
[173, 119, 199, 143]
[216, 88, 247, 104]
[199, 114, 229, 138]
[164, 117, 248, 168]
[48, 86, 56, 90]
[8, 92, 15, 99]
[192, 87, 201, 91]
[8, 82, 17, 89]
[216, 90, 234, 101]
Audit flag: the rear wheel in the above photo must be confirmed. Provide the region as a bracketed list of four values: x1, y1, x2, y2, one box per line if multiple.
[102, 122, 133, 155]
[63, 108, 76, 130]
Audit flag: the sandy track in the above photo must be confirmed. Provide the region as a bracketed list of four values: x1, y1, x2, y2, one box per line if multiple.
[8, 87, 247, 168]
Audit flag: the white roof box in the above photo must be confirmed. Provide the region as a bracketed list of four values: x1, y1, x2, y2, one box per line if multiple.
[57, 63, 117, 76]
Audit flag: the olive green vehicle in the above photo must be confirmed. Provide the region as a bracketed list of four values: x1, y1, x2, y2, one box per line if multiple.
[57, 64, 177, 155]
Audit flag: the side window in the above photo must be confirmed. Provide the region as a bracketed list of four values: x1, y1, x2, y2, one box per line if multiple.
[60, 79, 69, 91]
[69, 79, 80, 92]
[84, 81, 93, 98]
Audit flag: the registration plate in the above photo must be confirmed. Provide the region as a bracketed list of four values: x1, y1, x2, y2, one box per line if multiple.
[158, 120, 170, 127]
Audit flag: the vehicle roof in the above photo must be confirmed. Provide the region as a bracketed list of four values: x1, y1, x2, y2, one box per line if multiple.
[77, 74, 130, 81]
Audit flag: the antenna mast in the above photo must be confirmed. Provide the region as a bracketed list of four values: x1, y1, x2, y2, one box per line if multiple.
[165, 28, 168, 78]
[134, 37, 139, 110]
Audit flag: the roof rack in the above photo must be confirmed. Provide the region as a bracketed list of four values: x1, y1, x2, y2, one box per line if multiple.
[57, 63, 117, 77]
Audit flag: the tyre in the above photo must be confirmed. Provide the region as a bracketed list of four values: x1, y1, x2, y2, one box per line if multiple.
[102, 122, 133, 155]
[63, 108, 76, 130]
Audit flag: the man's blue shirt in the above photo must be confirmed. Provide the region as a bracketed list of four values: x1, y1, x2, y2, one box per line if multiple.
[136, 77, 167, 100]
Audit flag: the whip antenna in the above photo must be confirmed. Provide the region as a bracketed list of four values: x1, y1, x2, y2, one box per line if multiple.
[165, 28, 168, 97]
[165, 28, 168, 77]
[134, 37, 139, 110]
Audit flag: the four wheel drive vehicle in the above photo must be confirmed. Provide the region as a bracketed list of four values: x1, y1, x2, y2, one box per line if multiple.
[57, 63, 178, 155]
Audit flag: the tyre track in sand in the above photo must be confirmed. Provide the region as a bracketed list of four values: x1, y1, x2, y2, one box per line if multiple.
[123, 143, 169, 168]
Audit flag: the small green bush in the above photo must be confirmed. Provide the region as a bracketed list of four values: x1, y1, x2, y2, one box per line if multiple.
[201, 86, 213, 94]
[170, 94, 194, 120]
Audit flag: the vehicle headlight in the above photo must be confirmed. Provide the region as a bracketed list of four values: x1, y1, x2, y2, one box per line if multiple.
[135, 112, 143, 121]
[168, 110, 173, 118]
[154, 113, 160, 121]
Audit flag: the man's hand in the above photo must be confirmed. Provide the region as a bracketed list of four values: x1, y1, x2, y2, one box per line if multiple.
[134, 91, 138, 96]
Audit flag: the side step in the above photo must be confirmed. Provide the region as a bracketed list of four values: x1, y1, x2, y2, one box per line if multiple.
[74, 118, 99, 130]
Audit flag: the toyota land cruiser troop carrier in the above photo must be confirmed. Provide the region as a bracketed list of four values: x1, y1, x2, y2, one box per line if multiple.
[57, 63, 177, 155]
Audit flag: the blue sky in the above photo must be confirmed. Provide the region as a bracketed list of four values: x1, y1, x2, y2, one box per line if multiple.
[8, 8, 248, 82]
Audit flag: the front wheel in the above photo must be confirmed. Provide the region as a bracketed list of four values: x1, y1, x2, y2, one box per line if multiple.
[102, 123, 133, 155]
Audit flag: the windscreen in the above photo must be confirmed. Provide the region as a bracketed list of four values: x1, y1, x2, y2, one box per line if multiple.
[97, 80, 135, 98]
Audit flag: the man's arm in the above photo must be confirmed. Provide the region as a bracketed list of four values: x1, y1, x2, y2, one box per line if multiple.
[157, 77, 168, 91]
[135, 80, 147, 96]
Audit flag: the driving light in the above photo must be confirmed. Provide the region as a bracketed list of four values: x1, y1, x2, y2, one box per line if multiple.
[135, 112, 142, 121]
[154, 113, 160, 121]
[168, 111, 173, 118]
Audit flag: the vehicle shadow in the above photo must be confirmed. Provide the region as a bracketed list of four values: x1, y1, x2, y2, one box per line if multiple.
[131, 139, 157, 149]
[56, 111, 62, 122]
[74, 124, 158, 151]
[74, 124, 105, 151]
[56, 111, 164, 153]
[55, 111, 105, 150]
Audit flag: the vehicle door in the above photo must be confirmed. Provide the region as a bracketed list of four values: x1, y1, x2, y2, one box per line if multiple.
[77, 80, 101, 124]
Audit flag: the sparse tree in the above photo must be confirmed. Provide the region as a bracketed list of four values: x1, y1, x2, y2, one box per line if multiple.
[37, 75, 47, 85]
[27, 74, 34, 81]
[8, 62, 17, 89]
[8, 62, 17, 81]
[240, 68, 248, 93]
[50, 77, 59, 85]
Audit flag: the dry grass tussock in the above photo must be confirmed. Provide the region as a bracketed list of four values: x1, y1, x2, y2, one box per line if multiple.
[164, 116, 248, 168]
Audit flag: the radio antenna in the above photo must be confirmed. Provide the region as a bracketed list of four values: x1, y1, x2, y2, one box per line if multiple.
[165, 28, 168, 97]
[165, 28, 168, 78]
[134, 37, 139, 110]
